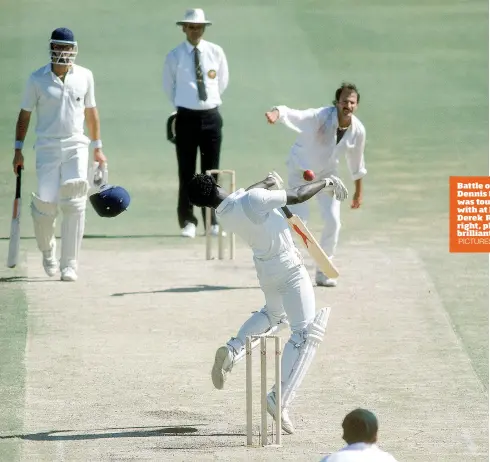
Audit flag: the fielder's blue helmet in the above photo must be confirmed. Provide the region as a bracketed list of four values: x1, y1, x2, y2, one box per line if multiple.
[89, 185, 130, 218]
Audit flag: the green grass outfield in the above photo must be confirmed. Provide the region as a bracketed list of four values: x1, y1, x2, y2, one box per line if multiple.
[0, 0, 488, 460]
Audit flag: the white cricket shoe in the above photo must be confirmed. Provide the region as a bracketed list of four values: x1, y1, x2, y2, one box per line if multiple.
[61, 267, 78, 282]
[42, 251, 58, 277]
[211, 345, 234, 390]
[181, 223, 196, 238]
[266, 391, 295, 434]
[315, 270, 337, 287]
[209, 225, 227, 237]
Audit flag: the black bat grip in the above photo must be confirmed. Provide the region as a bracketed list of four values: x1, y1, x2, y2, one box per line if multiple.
[281, 206, 293, 219]
[15, 167, 22, 199]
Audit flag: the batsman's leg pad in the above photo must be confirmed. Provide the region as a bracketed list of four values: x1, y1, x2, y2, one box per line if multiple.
[228, 307, 289, 364]
[30, 194, 58, 253]
[59, 179, 88, 270]
[281, 307, 331, 408]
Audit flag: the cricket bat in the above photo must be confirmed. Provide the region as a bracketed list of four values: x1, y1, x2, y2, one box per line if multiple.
[282, 205, 339, 278]
[7, 167, 22, 268]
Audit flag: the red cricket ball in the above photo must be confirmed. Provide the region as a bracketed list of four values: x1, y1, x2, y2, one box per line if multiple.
[303, 169, 315, 181]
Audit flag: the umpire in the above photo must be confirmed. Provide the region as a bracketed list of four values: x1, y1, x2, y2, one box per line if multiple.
[163, 8, 229, 239]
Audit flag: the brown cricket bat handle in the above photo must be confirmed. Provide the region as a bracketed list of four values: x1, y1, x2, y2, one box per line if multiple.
[281, 206, 293, 219]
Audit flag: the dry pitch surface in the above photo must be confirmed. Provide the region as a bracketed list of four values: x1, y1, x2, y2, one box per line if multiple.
[0, 238, 487, 461]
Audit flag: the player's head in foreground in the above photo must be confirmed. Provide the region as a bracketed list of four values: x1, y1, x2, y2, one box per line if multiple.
[187, 173, 228, 209]
[342, 408, 378, 445]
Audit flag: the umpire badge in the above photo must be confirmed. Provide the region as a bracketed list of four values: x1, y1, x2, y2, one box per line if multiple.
[207, 69, 216, 79]
[166, 111, 177, 144]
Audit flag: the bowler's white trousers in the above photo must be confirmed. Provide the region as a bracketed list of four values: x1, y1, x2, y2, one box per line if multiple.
[287, 168, 341, 259]
[35, 136, 89, 202]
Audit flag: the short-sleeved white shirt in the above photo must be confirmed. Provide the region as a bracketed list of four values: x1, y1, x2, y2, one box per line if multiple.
[320, 443, 398, 462]
[216, 188, 296, 261]
[20, 63, 96, 140]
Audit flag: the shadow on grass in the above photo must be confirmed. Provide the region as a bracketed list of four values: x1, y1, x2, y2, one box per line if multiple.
[0, 425, 201, 441]
[0, 234, 183, 241]
[112, 284, 258, 297]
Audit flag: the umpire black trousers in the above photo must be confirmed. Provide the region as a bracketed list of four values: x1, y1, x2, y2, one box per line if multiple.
[175, 106, 223, 229]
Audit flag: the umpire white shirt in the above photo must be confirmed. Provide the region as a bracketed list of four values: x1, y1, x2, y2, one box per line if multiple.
[21, 63, 96, 142]
[275, 105, 367, 182]
[320, 443, 398, 462]
[163, 39, 229, 110]
[216, 188, 303, 280]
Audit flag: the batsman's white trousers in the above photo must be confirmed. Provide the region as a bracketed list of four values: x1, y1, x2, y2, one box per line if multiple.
[287, 169, 341, 259]
[227, 251, 317, 393]
[35, 137, 89, 203]
[256, 256, 315, 333]
[230, 250, 315, 345]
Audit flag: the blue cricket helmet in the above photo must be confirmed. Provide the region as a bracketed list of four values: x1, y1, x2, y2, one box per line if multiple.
[51, 27, 75, 42]
[89, 185, 131, 218]
[49, 27, 78, 65]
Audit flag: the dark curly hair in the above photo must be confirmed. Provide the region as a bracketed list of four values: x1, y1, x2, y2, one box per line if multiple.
[342, 408, 378, 444]
[333, 82, 360, 105]
[187, 173, 219, 208]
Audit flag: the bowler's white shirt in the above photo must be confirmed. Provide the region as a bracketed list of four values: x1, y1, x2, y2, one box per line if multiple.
[21, 63, 96, 140]
[163, 39, 229, 110]
[216, 188, 295, 261]
[275, 105, 367, 181]
[320, 443, 398, 462]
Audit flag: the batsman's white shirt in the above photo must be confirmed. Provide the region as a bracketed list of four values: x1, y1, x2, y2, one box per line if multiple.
[21, 63, 96, 142]
[216, 187, 315, 333]
[216, 188, 302, 278]
[163, 39, 229, 110]
[320, 443, 398, 462]
[20, 63, 96, 202]
[275, 105, 367, 181]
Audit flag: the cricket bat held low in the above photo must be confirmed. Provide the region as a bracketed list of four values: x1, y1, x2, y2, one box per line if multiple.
[281, 206, 339, 279]
[7, 167, 22, 268]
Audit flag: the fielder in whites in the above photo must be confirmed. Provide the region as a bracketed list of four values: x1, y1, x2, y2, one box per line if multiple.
[265, 82, 367, 287]
[12, 27, 106, 282]
[187, 171, 348, 434]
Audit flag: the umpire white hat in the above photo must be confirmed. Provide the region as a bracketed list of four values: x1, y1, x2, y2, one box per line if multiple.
[176, 8, 212, 25]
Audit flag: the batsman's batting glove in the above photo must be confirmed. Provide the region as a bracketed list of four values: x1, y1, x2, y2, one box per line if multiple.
[267, 170, 284, 190]
[324, 175, 348, 201]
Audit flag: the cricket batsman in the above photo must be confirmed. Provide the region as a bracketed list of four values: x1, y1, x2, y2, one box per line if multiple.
[187, 170, 348, 434]
[12, 27, 107, 281]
